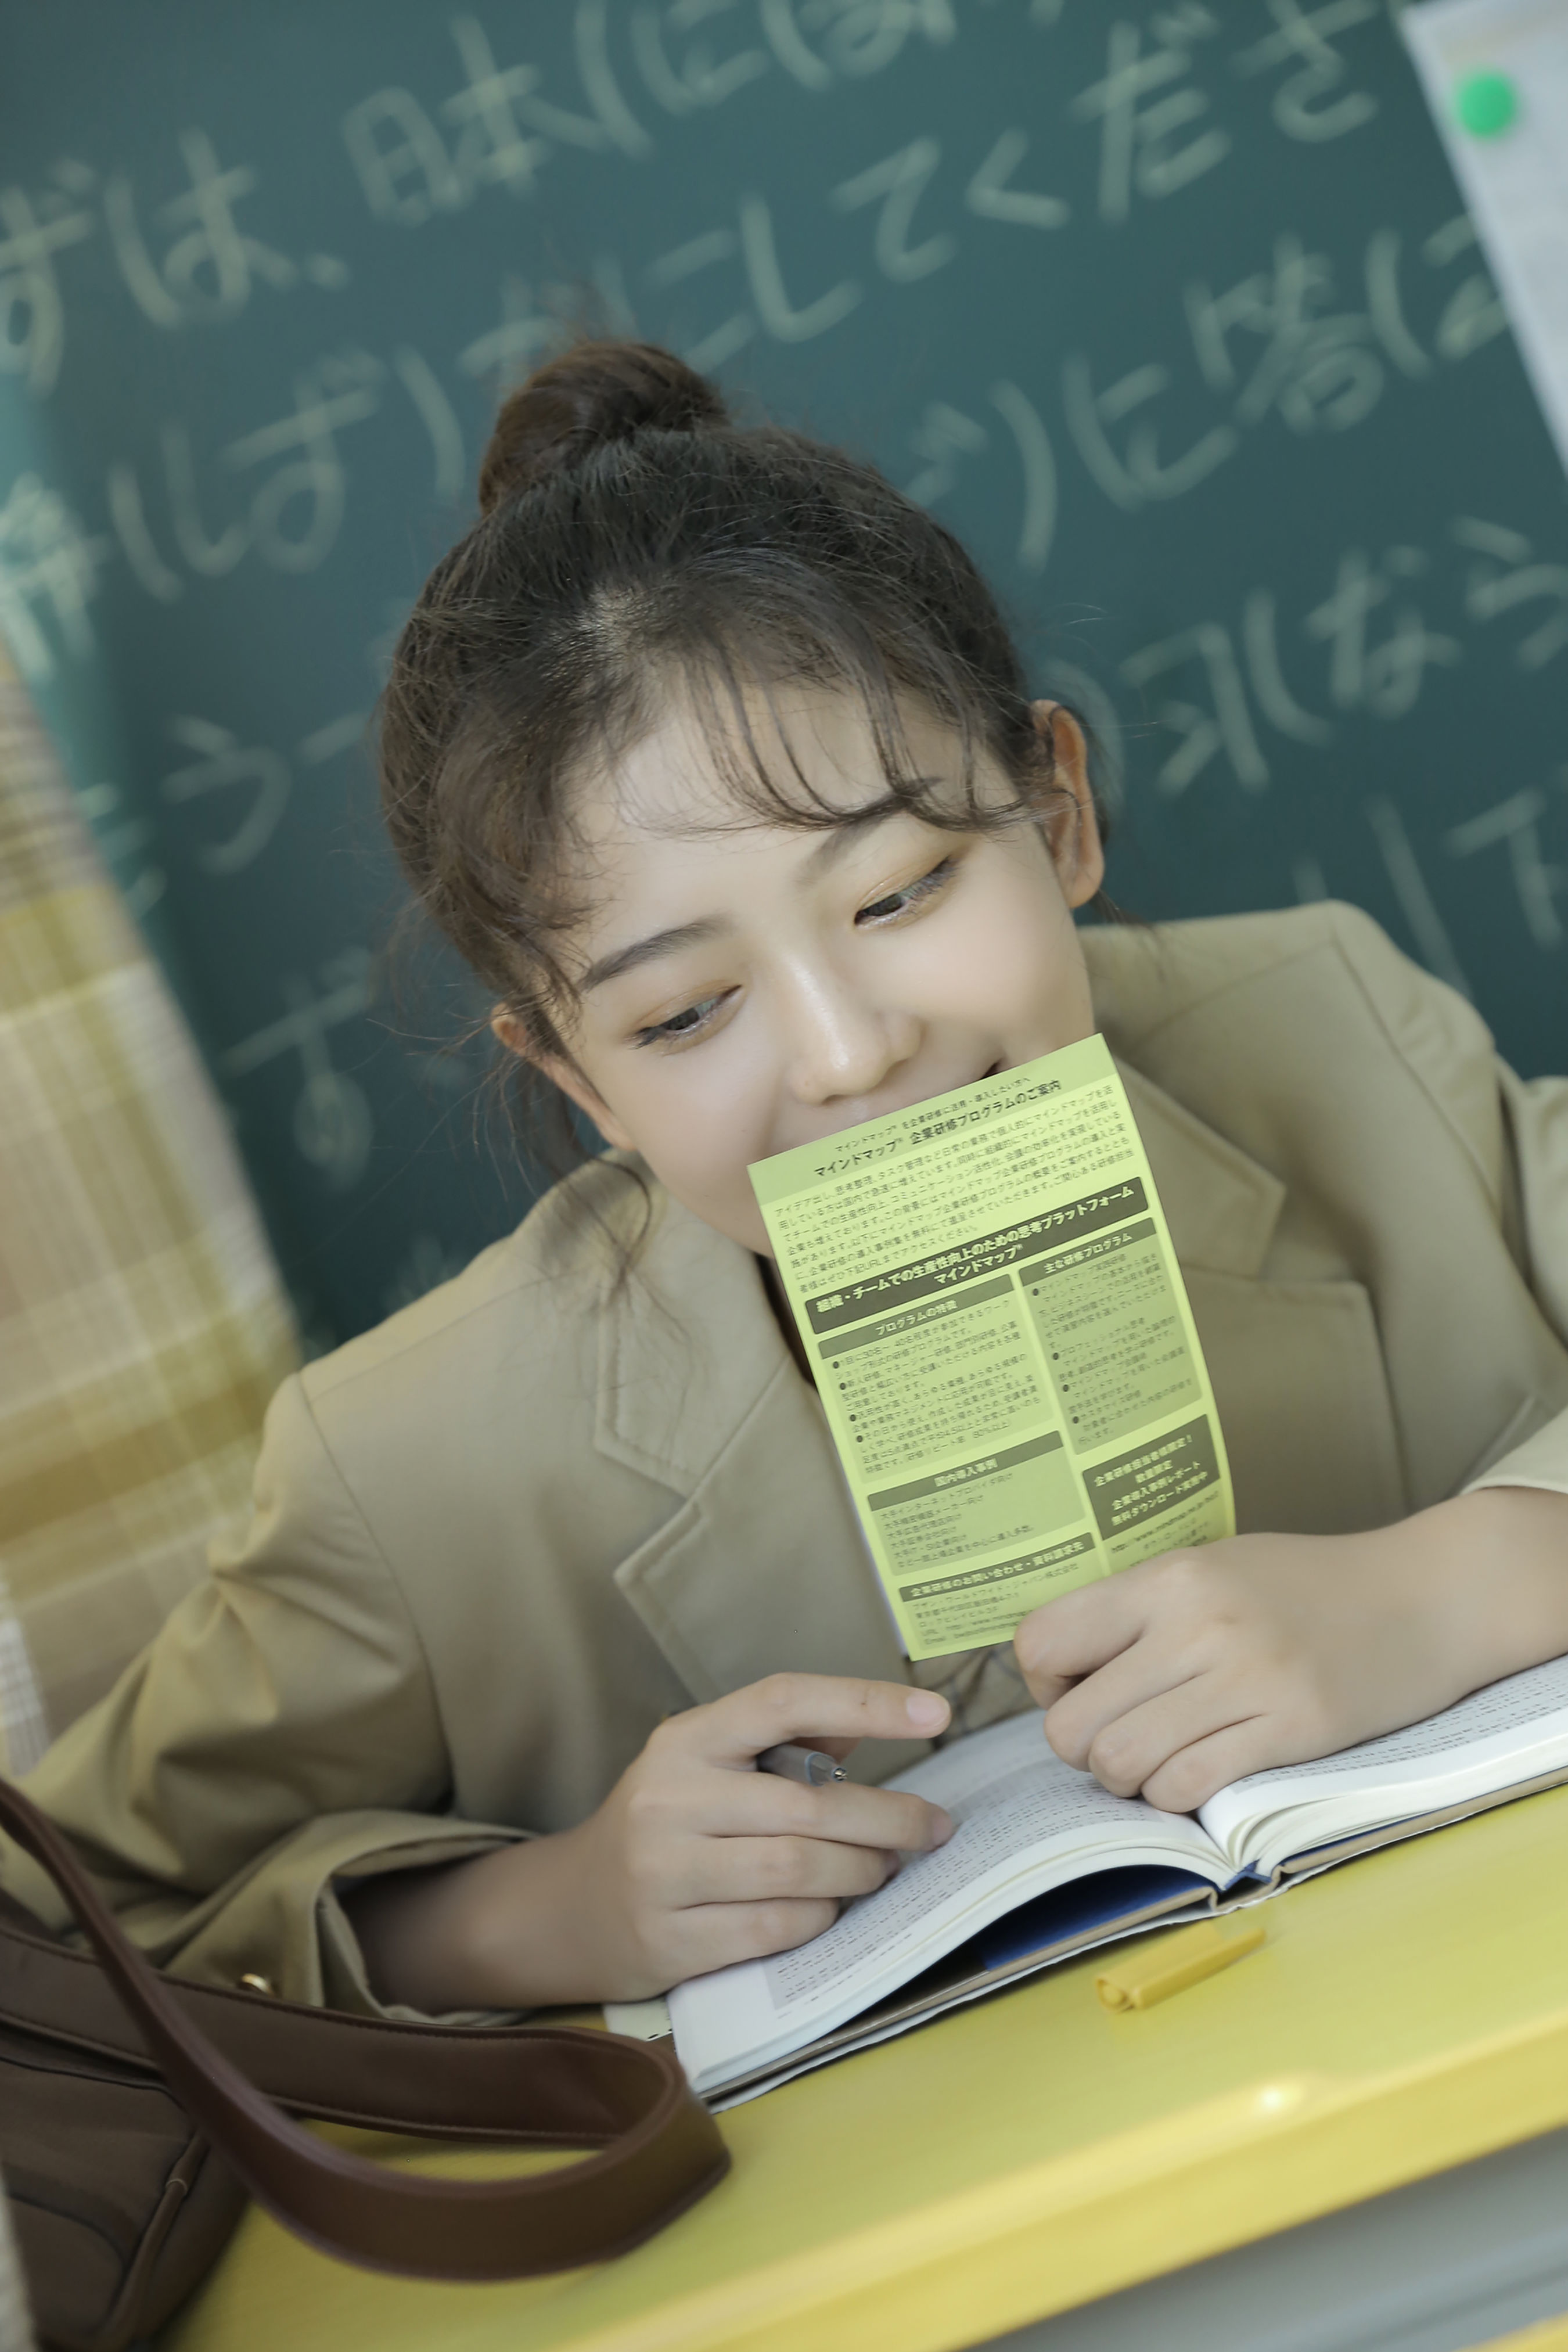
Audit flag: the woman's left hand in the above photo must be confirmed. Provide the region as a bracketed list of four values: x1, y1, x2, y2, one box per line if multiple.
[1012, 1488, 1568, 1814]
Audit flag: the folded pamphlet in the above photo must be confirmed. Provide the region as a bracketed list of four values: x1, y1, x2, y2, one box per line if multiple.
[750, 1035, 1233, 1660]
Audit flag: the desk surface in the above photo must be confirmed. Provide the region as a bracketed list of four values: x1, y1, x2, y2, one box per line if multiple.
[161, 1783, 1568, 2352]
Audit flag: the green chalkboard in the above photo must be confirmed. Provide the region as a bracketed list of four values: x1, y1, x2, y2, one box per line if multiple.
[2, 0, 1565, 1344]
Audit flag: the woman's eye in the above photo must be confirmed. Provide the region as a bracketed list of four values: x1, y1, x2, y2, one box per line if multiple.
[632, 992, 731, 1048]
[856, 857, 956, 926]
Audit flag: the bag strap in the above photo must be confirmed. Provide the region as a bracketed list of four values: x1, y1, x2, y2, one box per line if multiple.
[0, 1890, 661, 2148]
[0, 1777, 728, 2278]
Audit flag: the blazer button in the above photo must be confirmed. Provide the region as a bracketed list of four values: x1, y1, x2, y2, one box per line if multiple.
[238, 1972, 276, 1996]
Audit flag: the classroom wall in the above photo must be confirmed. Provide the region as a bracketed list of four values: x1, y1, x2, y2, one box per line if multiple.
[2, 1, 1565, 1345]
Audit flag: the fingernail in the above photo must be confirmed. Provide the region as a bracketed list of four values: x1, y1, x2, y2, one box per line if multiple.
[907, 1691, 948, 1731]
[929, 1808, 954, 1846]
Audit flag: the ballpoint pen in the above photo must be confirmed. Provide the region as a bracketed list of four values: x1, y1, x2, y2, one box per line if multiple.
[757, 1742, 847, 1786]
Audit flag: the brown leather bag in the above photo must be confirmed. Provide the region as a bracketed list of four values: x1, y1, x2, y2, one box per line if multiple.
[0, 1777, 728, 2352]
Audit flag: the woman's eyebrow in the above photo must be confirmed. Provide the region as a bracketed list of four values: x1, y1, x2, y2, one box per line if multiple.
[579, 801, 933, 992]
[800, 806, 899, 876]
[580, 916, 733, 994]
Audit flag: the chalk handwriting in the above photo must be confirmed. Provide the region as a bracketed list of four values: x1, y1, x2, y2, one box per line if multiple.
[0, 472, 110, 680]
[1187, 231, 1383, 434]
[904, 380, 1057, 571]
[1303, 546, 1461, 720]
[992, 379, 1058, 571]
[832, 138, 955, 283]
[964, 129, 1070, 231]
[221, 350, 384, 572]
[1070, 8, 1229, 226]
[104, 131, 350, 329]
[342, 8, 651, 228]
[0, 174, 95, 395]
[1230, 0, 1379, 143]
[759, 0, 955, 86]
[648, 192, 861, 365]
[73, 779, 166, 920]
[393, 346, 466, 497]
[1364, 798, 1470, 999]
[458, 275, 569, 386]
[107, 353, 384, 592]
[1451, 518, 1568, 674]
[158, 705, 369, 877]
[1123, 622, 1269, 793]
[221, 950, 376, 1191]
[1118, 534, 1526, 794]
[161, 717, 293, 875]
[1446, 787, 1566, 954]
[1305, 774, 1566, 983]
[102, 341, 469, 599]
[1054, 211, 1504, 520]
[341, 0, 967, 225]
[1063, 349, 1237, 511]
[630, 2, 771, 112]
[0, 137, 346, 401]
[159, 706, 371, 884]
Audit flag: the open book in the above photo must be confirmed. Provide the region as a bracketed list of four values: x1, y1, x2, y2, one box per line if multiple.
[667, 1655, 1568, 2105]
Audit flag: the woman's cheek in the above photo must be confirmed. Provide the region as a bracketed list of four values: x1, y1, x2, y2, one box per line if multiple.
[625, 1060, 771, 1214]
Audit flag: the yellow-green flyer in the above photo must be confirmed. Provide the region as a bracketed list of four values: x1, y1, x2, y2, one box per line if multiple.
[750, 1035, 1234, 1660]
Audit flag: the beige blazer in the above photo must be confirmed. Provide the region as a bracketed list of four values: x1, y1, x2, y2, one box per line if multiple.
[8, 904, 1568, 2012]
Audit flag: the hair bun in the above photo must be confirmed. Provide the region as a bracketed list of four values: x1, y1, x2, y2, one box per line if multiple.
[477, 340, 728, 514]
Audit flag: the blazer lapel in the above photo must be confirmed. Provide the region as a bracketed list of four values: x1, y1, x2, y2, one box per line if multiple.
[598, 1185, 908, 1704]
[1119, 1061, 1405, 1531]
[1118, 1062, 1284, 1278]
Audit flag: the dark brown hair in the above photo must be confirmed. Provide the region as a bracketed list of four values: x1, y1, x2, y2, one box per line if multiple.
[379, 339, 1103, 1179]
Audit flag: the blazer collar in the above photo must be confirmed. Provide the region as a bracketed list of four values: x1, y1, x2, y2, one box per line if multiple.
[1118, 1062, 1285, 1280]
[592, 1178, 786, 1497]
[594, 1179, 909, 1702]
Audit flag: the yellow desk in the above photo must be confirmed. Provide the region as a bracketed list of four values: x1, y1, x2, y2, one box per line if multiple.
[161, 1783, 1568, 2352]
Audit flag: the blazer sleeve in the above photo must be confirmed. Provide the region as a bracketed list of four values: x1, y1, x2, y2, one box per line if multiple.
[1466, 1060, 1568, 1501]
[0, 1372, 525, 2015]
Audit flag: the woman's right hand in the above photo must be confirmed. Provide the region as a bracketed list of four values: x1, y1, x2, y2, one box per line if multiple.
[555, 1673, 954, 1998]
[347, 1674, 952, 2011]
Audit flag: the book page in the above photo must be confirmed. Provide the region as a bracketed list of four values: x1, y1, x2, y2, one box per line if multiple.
[749, 1036, 1233, 1660]
[1199, 1654, 1568, 1871]
[667, 1709, 1227, 2094]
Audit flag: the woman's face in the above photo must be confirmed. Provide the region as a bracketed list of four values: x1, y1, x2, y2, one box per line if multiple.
[498, 686, 1105, 1258]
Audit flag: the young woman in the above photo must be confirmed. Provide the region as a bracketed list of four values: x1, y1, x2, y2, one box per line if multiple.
[6, 343, 1567, 2020]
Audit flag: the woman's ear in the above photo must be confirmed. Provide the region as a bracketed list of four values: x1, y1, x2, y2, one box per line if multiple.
[1031, 700, 1105, 911]
[488, 1008, 636, 1152]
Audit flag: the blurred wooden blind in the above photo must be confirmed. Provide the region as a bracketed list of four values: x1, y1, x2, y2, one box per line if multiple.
[0, 641, 297, 1760]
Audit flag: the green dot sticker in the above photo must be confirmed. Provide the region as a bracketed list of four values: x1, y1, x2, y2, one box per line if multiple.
[1455, 69, 1520, 138]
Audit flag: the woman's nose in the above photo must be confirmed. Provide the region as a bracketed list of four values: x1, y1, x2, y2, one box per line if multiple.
[782, 972, 920, 1106]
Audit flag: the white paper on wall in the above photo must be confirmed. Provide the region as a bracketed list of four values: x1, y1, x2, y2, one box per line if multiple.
[1404, 0, 1568, 476]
